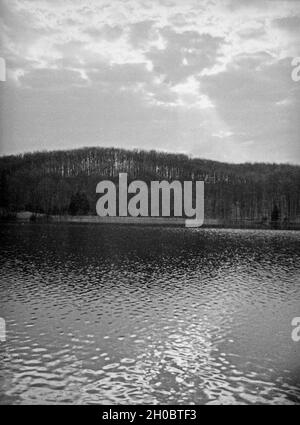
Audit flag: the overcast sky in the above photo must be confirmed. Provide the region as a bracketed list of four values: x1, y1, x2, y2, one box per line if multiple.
[0, 0, 299, 163]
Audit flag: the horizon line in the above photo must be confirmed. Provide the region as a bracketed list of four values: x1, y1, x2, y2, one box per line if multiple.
[0, 145, 299, 168]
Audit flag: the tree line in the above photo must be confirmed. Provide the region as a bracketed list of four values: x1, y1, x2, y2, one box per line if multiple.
[0, 146, 299, 224]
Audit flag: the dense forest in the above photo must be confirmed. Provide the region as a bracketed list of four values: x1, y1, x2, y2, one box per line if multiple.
[0, 146, 299, 225]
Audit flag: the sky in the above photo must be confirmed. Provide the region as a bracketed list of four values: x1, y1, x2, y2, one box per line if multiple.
[0, 0, 299, 164]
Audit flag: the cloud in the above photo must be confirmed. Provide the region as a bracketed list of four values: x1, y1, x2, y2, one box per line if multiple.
[128, 20, 157, 48]
[147, 75, 215, 109]
[146, 27, 225, 84]
[1, 0, 300, 163]
[85, 24, 124, 41]
[18, 68, 87, 89]
[272, 15, 300, 38]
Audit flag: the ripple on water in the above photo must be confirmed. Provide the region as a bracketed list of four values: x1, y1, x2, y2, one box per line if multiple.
[0, 224, 299, 404]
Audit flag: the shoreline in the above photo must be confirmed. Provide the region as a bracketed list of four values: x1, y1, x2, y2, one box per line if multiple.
[1, 212, 300, 230]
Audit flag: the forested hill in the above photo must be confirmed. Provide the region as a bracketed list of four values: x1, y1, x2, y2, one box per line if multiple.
[0, 147, 299, 223]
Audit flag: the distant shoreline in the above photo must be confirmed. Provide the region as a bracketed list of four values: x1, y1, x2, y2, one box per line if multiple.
[1, 147, 299, 232]
[2, 212, 300, 230]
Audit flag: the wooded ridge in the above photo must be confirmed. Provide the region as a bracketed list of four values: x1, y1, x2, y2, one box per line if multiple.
[0, 147, 299, 225]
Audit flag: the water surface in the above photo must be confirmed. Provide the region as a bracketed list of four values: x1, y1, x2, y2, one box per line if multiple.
[0, 224, 299, 404]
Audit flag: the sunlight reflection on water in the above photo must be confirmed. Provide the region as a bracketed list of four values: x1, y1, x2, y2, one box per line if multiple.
[0, 224, 299, 404]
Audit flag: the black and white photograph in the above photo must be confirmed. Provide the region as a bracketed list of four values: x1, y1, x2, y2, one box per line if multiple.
[0, 0, 300, 412]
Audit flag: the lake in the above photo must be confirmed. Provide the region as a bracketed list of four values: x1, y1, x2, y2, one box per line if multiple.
[0, 223, 299, 404]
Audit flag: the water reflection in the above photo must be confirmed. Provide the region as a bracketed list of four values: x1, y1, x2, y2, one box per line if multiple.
[0, 224, 299, 404]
